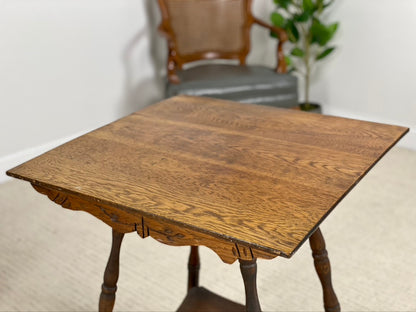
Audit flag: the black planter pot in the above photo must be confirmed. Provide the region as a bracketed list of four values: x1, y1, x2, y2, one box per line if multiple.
[298, 102, 322, 114]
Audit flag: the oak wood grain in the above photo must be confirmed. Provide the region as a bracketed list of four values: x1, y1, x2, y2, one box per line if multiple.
[7, 96, 408, 259]
[31, 184, 276, 264]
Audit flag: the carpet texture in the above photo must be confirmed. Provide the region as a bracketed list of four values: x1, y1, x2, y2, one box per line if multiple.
[0, 147, 415, 311]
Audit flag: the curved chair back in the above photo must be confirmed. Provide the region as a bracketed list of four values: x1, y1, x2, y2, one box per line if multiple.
[158, 0, 255, 81]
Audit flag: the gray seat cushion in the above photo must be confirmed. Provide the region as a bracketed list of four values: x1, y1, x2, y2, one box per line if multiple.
[167, 64, 298, 108]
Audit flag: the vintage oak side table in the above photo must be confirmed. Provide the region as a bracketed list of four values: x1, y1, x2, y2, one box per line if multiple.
[7, 96, 408, 312]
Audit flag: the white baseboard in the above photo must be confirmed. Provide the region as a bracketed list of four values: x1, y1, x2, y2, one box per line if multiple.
[0, 131, 87, 184]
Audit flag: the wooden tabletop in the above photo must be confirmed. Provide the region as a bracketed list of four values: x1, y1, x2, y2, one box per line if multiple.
[7, 96, 408, 261]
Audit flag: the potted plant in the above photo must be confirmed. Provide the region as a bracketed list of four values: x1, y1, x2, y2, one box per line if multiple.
[270, 0, 339, 112]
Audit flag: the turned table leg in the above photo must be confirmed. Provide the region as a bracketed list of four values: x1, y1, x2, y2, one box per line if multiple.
[240, 258, 261, 312]
[309, 228, 340, 312]
[99, 229, 124, 312]
[187, 246, 200, 291]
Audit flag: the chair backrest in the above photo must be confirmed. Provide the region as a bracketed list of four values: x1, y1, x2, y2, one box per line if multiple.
[158, 0, 254, 73]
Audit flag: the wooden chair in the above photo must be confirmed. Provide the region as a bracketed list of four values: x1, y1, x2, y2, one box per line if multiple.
[157, 0, 298, 108]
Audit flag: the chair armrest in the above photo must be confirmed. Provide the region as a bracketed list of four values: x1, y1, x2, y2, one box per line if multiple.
[158, 22, 181, 84]
[253, 18, 288, 74]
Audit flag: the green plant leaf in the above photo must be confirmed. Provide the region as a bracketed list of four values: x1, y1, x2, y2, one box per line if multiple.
[316, 47, 335, 60]
[294, 11, 311, 23]
[316, 0, 324, 13]
[311, 20, 335, 46]
[328, 22, 339, 38]
[271, 12, 286, 28]
[286, 21, 300, 43]
[274, 0, 292, 9]
[303, 0, 314, 13]
[291, 47, 305, 57]
[315, 22, 338, 44]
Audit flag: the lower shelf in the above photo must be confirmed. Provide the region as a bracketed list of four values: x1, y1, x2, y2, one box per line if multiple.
[176, 287, 245, 312]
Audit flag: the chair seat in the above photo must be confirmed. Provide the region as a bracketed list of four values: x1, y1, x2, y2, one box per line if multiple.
[167, 64, 298, 108]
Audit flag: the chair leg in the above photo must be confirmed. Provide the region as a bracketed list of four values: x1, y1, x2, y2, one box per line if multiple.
[309, 228, 340, 312]
[240, 258, 262, 312]
[99, 229, 124, 312]
[187, 246, 200, 291]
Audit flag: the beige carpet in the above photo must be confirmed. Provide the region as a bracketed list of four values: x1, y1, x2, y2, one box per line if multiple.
[0, 146, 415, 312]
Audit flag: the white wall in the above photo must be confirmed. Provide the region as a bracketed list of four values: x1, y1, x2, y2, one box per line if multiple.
[1, 0, 415, 182]
[0, 0, 165, 180]
[310, 0, 416, 148]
